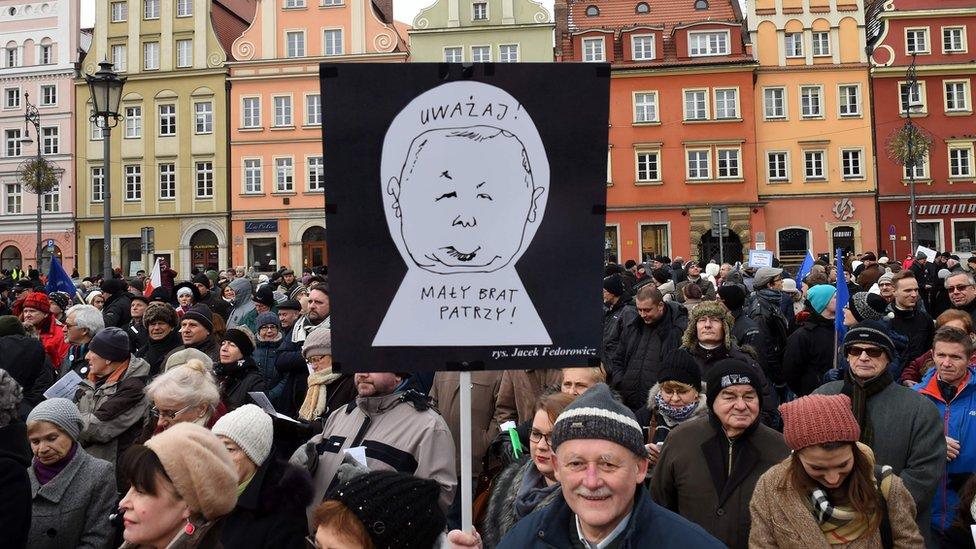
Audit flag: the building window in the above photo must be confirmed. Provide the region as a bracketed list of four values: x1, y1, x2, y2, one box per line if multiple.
[444, 47, 463, 62]
[582, 37, 605, 62]
[633, 92, 657, 123]
[585, 5, 599, 16]
[471, 45, 490, 62]
[91, 115, 104, 140]
[286, 31, 305, 57]
[111, 44, 127, 72]
[324, 29, 343, 55]
[631, 35, 654, 60]
[838, 85, 860, 116]
[91, 167, 104, 202]
[717, 148, 740, 178]
[945, 80, 970, 112]
[812, 31, 830, 56]
[42, 185, 60, 212]
[39, 44, 52, 64]
[785, 33, 804, 58]
[950, 147, 974, 178]
[943, 27, 966, 53]
[176, 39, 192, 67]
[687, 149, 710, 180]
[800, 86, 822, 118]
[242, 97, 261, 128]
[900, 81, 926, 113]
[273, 96, 292, 127]
[177, 0, 193, 16]
[196, 162, 214, 198]
[636, 151, 660, 182]
[41, 127, 58, 155]
[159, 104, 176, 136]
[841, 149, 863, 179]
[144, 0, 159, 19]
[275, 157, 294, 192]
[143, 42, 159, 70]
[767, 151, 788, 181]
[906, 28, 929, 54]
[714, 88, 738, 119]
[635, 2, 649, 13]
[5, 183, 21, 214]
[4, 87, 20, 109]
[499, 44, 518, 62]
[111, 1, 127, 22]
[247, 238, 277, 271]
[159, 163, 176, 199]
[689, 31, 729, 57]
[244, 159, 262, 193]
[804, 150, 826, 180]
[306, 94, 321, 125]
[5, 129, 20, 157]
[285, 0, 306, 6]
[308, 156, 324, 191]
[125, 164, 142, 200]
[473, 2, 487, 20]
[683, 89, 708, 120]
[904, 154, 927, 179]
[40, 85, 57, 106]
[195, 102, 213, 134]
[953, 221, 976, 253]
[764, 87, 786, 119]
[640, 223, 670, 260]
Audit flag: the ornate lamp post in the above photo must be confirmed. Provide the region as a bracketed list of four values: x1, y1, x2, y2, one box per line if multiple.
[903, 53, 924, 253]
[85, 60, 125, 279]
[21, 93, 43, 271]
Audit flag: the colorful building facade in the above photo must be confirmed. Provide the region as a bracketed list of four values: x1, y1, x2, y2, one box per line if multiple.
[408, 0, 553, 62]
[0, 0, 82, 273]
[74, 0, 253, 277]
[747, 0, 879, 263]
[871, 0, 976, 260]
[227, 0, 407, 271]
[556, 0, 761, 263]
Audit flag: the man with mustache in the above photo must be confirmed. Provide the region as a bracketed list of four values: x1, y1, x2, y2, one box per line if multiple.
[651, 359, 789, 548]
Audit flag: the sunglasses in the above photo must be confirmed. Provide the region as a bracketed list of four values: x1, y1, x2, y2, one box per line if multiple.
[948, 284, 974, 293]
[846, 345, 885, 358]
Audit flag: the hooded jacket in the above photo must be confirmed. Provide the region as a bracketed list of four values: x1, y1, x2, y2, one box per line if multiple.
[610, 301, 689, 411]
[220, 456, 313, 549]
[226, 278, 257, 329]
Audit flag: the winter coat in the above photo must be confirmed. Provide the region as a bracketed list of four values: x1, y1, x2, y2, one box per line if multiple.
[169, 337, 221, 365]
[675, 277, 717, 303]
[481, 458, 561, 549]
[27, 445, 117, 549]
[101, 291, 131, 329]
[61, 342, 91, 378]
[36, 314, 70, 369]
[291, 391, 457, 521]
[746, 289, 790, 386]
[73, 356, 151, 469]
[888, 304, 935, 366]
[603, 297, 636, 366]
[651, 415, 789, 549]
[214, 357, 266, 411]
[955, 298, 976, 330]
[748, 459, 924, 548]
[783, 309, 836, 397]
[136, 330, 183, 377]
[226, 278, 256, 329]
[610, 301, 689, 411]
[125, 319, 148, 355]
[492, 369, 562, 425]
[914, 366, 976, 532]
[497, 485, 724, 548]
[0, 334, 55, 416]
[430, 370, 503, 477]
[253, 337, 286, 405]
[201, 288, 230, 322]
[730, 307, 761, 353]
[220, 456, 313, 549]
[0, 421, 31, 549]
[271, 374, 356, 460]
[815, 380, 946, 543]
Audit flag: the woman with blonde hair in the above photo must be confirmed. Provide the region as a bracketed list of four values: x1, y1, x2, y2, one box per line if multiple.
[141, 358, 224, 439]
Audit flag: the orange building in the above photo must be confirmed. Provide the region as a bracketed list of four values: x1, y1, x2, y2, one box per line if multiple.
[555, 0, 762, 264]
[227, 0, 407, 271]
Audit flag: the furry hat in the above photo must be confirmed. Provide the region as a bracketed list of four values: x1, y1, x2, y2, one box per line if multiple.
[23, 292, 50, 314]
[681, 300, 734, 350]
[143, 302, 179, 328]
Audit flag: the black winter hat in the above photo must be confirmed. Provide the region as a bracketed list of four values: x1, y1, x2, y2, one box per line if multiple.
[252, 285, 275, 308]
[717, 284, 746, 311]
[192, 273, 212, 289]
[222, 327, 255, 357]
[0, 315, 26, 337]
[843, 320, 895, 361]
[603, 274, 624, 297]
[705, 359, 764, 410]
[849, 292, 887, 322]
[100, 278, 126, 296]
[89, 327, 131, 362]
[277, 299, 302, 311]
[659, 350, 703, 391]
[331, 471, 446, 549]
[651, 267, 672, 284]
[148, 287, 172, 304]
[129, 293, 149, 305]
[182, 304, 214, 333]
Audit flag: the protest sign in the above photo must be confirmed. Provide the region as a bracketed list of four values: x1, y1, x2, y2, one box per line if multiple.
[748, 250, 774, 268]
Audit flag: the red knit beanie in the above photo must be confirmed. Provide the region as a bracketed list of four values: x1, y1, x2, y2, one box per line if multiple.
[22, 292, 50, 315]
[779, 394, 860, 451]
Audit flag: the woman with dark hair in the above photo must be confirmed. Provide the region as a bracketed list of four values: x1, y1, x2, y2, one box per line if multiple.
[749, 394, 923, 547]
[944, 474, 976, 548]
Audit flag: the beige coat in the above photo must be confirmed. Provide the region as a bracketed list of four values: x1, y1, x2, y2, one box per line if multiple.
[492, 369, 562, 425]
[749, 459, 924, 549]
[430, 370, 503, 477]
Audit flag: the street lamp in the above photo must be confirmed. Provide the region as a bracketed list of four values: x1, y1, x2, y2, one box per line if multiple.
[903, 52, 924, 254]
[21, 93, 43, 272]
[85, 59, 125, 279]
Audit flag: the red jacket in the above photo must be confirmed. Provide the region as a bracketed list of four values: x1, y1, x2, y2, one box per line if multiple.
[37, 315, 69, 369]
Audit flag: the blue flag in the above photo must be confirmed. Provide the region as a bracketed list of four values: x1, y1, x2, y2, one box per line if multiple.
[45, 258, 77, 297]
[795, 250, 815, 287]
[835, 248, 850, 339]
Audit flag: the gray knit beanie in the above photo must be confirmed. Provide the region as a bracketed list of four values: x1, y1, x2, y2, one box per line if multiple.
[550, 383, 647, 458]
[27, 397, 83, 440]
[302, 327, 332, 359]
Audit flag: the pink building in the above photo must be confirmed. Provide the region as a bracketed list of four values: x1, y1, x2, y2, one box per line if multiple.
[227, 0, 408, 272]
[0, 0, 82, 274]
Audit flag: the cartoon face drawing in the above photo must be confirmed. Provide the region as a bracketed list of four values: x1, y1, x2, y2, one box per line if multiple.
[388, 127, 545, 274]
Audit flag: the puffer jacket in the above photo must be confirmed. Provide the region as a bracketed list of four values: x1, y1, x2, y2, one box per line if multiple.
[101, 291, 131, 329]
[889, 304, 935, 367]
[253, 337, 286, 405]
[73, 356, 151, 469]
[226, 278, 256, 329]
[610, 302, 688, 411]
[481, 458, 561, 549]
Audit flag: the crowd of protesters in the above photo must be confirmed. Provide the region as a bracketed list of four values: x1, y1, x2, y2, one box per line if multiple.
[1, 249, 976, 547]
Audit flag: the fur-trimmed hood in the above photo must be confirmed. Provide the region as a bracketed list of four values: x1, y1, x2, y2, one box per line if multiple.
[681, 300, 734, 349]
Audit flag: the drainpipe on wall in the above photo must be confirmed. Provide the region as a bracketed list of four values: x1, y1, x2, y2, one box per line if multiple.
[225, 78, 233, 271]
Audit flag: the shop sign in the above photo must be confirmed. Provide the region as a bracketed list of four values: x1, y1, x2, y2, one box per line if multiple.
[913, 203, 976, 216]
[833, 198, 855, 221]
[244, 220, 278, 233]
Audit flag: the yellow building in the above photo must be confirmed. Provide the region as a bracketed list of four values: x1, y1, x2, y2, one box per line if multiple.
[747, 0, 878, 260]
[74, 0, 254, 277]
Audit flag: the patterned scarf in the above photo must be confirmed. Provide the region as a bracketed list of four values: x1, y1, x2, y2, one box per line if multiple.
[299, 368, 343, 421]
[654, 392, 700, 422]
[808, 460, 893, 545]
[840, 367, 893, 446]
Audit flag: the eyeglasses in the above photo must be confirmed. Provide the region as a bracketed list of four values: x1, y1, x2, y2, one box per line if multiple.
[529, 429, 553, 446]
[948, 284, 974, 293]
[846, 345, 886, 358]
[149, 403, 196, 420]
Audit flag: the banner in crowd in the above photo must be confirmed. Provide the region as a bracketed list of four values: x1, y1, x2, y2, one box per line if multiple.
[320, 63, 609, 373]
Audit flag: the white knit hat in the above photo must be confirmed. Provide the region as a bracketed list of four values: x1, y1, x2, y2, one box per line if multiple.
[211, 404, 273, 466]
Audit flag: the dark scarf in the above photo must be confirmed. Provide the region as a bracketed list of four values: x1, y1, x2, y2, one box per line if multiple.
[140, 330, 182, 376]
[695, 343, 729, 364]
[33, 442, 78, 485]
[215, 357, 256, 382]
[513, 461, 561, 519]
[841, 367, 893, 446]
